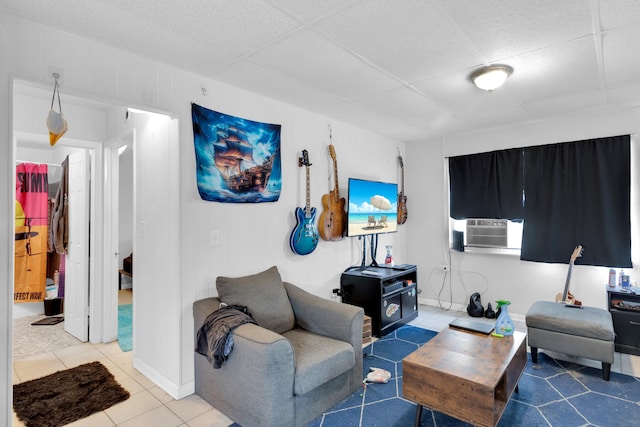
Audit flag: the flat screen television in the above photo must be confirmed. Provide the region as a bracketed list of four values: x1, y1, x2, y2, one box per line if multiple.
[347, 178, 398, 237]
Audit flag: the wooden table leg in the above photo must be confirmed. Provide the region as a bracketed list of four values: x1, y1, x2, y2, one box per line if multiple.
[414, 404, 423, 427]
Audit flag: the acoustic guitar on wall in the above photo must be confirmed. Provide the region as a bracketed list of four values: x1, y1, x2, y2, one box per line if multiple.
[319, 143, 346, 241]
[555, 245, 583, 306]
[289, 150, 319, 255]
[397, 155, 408, 225]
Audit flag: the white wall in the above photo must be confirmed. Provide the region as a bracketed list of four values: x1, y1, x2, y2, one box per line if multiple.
[406, 108, 640, 318]
[176, 65, 407, 398]
[0, 12, 408, 419]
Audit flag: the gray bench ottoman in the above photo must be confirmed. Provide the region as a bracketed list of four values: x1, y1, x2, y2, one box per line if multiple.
[525, 301, 615, 381]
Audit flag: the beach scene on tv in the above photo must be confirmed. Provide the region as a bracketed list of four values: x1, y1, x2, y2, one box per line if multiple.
[347, 178, 398, 237]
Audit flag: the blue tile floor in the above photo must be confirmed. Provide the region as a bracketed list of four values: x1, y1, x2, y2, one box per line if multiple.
[308, 325, 640, 427]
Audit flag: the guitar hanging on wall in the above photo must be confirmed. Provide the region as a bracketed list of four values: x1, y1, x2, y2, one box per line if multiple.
[319, 138, 346, 241]
[397, 155, 408, 225]
[290, 150, 319, 255]
[555, 245, 583, 306]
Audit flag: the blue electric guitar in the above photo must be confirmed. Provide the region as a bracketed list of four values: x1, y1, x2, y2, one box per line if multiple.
[290, 150, 319, 255]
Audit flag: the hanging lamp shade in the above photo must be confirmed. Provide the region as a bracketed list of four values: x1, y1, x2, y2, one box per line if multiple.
[46, 73, 68, 146]
[47, 110, 68, 146]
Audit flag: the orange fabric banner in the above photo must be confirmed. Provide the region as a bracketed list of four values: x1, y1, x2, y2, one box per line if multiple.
[15, 163, 49, 303]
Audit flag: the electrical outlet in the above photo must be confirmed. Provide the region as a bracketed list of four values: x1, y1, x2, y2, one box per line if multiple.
[438, 264, 449, 271]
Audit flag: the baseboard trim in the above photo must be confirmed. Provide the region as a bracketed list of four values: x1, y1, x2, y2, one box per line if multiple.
[132, 356, 194, 400]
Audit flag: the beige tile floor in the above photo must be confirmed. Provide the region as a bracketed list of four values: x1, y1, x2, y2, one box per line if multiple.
[12, 300, 640, 426]
[12, 290, 234, 427]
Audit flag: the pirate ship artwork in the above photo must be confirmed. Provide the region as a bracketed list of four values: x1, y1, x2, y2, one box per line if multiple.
[192, 103, 281, 203]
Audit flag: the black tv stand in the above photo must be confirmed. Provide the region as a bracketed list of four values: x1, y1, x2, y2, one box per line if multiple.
[341, 265, 418, 337]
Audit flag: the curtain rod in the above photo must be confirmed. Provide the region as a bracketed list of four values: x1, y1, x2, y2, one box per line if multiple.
[16, 160, 62, 168]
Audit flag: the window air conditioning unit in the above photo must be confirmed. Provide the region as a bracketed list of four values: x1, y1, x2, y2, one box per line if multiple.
[466, 219, 508, 248]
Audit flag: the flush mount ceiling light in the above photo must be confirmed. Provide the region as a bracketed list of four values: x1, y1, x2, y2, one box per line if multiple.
[470, 64, 513, 91]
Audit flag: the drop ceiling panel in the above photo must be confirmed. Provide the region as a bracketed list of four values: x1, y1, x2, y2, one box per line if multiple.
[411, 114, 474, 138]
[505, 38, 601, 103]
[602, 26, 640, 87]
[107, 0, 303, 55]
[215, 59, 345, 112]
[354, 86, 450, 126]
[335, 107, 431, 143]
[250, 29, 401, 100]
[598, 0, 640, 29]
[606, 81, 640, 108]
[461, 104, 532, 130]
[268, 0, 360, 23]
[314, 0, 483, 82]
[523, 90, 606, 119]
[440, 0, 593, 59]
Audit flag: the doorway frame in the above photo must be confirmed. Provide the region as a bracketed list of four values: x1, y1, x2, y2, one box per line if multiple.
[13, 129, 103, 341]
[103, 132, 134, 342]
[7, 76, 182, 410]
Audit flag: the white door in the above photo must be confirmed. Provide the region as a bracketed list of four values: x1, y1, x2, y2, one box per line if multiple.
[64, 150, 90, 341]
[103, 136, 130, 342]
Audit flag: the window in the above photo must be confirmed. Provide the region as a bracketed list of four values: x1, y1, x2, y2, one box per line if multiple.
[448, 135, 631, 267]
[451, 218, 523, 251]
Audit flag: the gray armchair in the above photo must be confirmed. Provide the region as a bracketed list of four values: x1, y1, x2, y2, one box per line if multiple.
[193, 266, 364, 427]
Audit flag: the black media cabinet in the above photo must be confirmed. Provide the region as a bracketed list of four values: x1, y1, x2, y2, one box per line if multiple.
[607, 286, 640, 356]
[340, 265, 418, 337]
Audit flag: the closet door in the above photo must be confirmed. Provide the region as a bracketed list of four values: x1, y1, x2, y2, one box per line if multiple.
[64, 150, 90, 341]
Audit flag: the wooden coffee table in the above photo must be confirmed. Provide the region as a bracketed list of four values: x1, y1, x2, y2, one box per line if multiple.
[402, 327, 527, 427]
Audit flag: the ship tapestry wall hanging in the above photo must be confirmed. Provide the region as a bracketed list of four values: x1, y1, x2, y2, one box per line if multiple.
[192, 103, 282, 203]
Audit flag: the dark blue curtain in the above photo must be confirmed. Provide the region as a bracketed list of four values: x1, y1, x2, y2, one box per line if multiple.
[448, 135, 631, 267]
[449, 148, 524, 220]
[521, 135, 631, 266]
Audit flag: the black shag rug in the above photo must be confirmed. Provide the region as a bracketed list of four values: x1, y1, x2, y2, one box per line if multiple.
[13, 361, 130, 427]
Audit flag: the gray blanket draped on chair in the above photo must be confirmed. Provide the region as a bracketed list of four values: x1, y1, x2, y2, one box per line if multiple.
[195, 305, 256, 368]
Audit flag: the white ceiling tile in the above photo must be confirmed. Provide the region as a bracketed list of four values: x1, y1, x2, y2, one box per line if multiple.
[461, 104, 532, 130]
[326, 101, 428, 142]
[606, 81, 640, 109]
[440, 0, 593, 59]
[504, 39, 601, 103]
[250, 29, 400, 100]
[315, 0, 483, 82]
[522, 90, 606, 119]
[598, 0, 640, 30]
[101, 0, 303, 55]
[354, 86, 451, 126]
[215, 59, 345, 112]
[602, 26, 640, 87]
[411, 115, 475, 138]
[267, 0, 359, 23]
